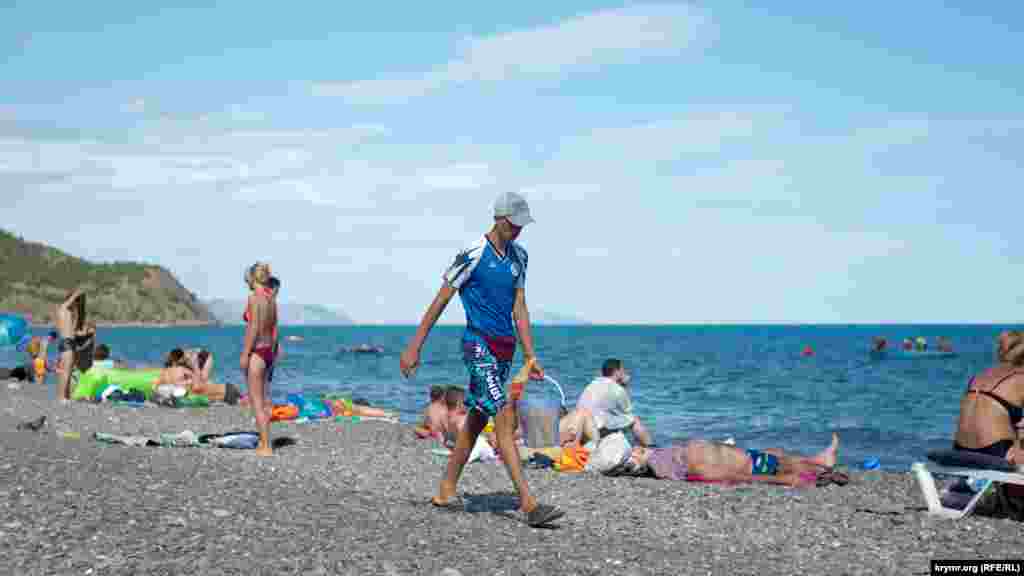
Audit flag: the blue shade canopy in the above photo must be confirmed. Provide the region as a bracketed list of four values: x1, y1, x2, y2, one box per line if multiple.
[0, 313, 30, 349]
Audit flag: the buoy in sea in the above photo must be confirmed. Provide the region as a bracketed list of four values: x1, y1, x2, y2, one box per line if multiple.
[801, 345, 814, 357]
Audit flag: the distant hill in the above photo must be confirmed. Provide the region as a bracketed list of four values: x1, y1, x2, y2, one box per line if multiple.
[0, 229, 214, 325]
[205, 298, 353, 326]
[532, 309, 590, 325]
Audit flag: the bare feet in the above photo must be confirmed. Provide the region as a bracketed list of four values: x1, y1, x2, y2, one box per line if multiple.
[433, 481, 457, 506]
[812, 433, 840, 468]
[255, 446, 273, 457]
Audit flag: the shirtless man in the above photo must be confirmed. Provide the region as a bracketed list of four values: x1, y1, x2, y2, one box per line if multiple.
[54, 289, 92, 401]
[445, 386, 468, 445]
[627, 433, 841, 486]
[415, 386, 449, 441]
[240, 263, 278, 456]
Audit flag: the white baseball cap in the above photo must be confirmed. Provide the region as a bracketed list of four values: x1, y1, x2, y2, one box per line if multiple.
[493, 191, 535, 227]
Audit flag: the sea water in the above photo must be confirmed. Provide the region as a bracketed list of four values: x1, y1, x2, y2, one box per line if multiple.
[5, 323, 1022, 471]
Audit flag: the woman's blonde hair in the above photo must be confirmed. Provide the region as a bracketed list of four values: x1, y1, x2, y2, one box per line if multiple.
[997, 331, 1024, 366]
[245, 263, 272, 288]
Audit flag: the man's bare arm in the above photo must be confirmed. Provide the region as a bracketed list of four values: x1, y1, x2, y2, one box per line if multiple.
[512, 288, 536, 360]
[408, 284, 457, 352]
[60, 289, 82, 312]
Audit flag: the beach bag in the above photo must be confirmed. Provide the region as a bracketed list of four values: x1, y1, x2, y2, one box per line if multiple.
[588, 432, 632, 474]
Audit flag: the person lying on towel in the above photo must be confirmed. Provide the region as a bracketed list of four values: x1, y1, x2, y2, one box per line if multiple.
[597, 432, 843, 487]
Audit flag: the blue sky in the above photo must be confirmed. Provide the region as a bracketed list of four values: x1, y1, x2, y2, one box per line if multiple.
[1, 1, 1021, 324]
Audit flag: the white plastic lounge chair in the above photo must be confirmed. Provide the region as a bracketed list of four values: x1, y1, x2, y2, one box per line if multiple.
[912, 449, 1024, 520]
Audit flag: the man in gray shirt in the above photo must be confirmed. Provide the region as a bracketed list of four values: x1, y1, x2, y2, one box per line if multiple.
[576, 358, 652, 447]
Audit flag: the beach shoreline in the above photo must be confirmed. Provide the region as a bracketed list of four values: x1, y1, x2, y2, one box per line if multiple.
[2, 379, 1021, 575]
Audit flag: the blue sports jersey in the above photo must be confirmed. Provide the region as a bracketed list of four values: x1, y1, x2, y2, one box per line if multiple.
[443, 236, 528, 339]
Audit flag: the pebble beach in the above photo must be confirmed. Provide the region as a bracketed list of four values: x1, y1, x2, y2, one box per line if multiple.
[2, 380, 1022, 576]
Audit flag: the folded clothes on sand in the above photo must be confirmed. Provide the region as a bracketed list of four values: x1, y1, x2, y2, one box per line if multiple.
[93, 430, 290, 449]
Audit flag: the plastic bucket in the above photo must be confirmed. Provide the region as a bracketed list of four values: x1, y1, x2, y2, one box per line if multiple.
[518, 395, 559, 448]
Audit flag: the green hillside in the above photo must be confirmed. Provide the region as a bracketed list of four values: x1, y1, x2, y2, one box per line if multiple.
[0, 229, 214, 325]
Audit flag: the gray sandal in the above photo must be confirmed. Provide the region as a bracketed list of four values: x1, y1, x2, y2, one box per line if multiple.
[524, 504, 564, 527]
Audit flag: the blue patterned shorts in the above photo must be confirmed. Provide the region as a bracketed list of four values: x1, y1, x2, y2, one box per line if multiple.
[462, 336, 511, 417]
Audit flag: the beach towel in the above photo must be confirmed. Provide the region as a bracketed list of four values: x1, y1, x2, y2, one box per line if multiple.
[555, 445, 590, 472]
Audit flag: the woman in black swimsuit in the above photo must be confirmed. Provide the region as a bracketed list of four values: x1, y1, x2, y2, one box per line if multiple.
[954, 331, 1024, 464]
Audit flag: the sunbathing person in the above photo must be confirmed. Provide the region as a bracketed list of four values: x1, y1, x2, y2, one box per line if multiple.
[91, 344, 128, 369]
[558, 407, 600, 448]
[158, 348, 240, 405]
[954, 331, 1024, 465]
[182, 348, 213, 383]
[445, 386, 468, 442]
[329, 396, 394, 418]
[577, 358, 653, 447]
[608, 433, 842, 487]
[415, 385, 449, 440]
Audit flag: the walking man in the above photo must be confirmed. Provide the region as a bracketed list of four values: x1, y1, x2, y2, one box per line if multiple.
[400, 191, 564, 527]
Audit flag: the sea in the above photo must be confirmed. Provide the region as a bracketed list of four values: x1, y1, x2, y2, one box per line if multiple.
[5, 323, 1022, 472]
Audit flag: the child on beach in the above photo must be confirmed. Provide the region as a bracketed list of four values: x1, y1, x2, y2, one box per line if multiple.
[26, 337, 48, 384]
[445, 386, 467, 446]
[415, 386, 449, 441]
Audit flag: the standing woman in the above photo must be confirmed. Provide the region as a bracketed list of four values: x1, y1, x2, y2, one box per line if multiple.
[54, 289, 85, 401]
[240, 263, 278, 456]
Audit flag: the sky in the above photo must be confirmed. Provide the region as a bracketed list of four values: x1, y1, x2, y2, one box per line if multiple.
[1, 1, 1022, 324]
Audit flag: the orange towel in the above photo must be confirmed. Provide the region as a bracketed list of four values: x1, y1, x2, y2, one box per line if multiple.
[270, 404, 299, 422]
[555, 445, 590, 472]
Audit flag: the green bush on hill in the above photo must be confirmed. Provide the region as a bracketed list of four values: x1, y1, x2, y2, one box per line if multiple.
[0, 229, 212, 324]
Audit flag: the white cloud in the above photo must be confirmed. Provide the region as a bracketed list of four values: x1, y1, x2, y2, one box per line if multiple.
[2, 107, 1022, 324]
[125, 98, 146, 114]
[312, 3, 714, 103]
[418, 162, 494, 191]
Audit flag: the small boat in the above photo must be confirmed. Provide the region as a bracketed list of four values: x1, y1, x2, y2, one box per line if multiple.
[342, 344, 384, 355]
[286, 335, 304, 342]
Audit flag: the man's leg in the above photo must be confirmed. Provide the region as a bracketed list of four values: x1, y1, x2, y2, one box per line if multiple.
[190, 382, 226, 402]
[632, 417, 653, 447]
[434, 408, 488, 505]
[765, 433, 840, 473]
[201, 353, 214, 384]
[492, 402, 538, 514]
